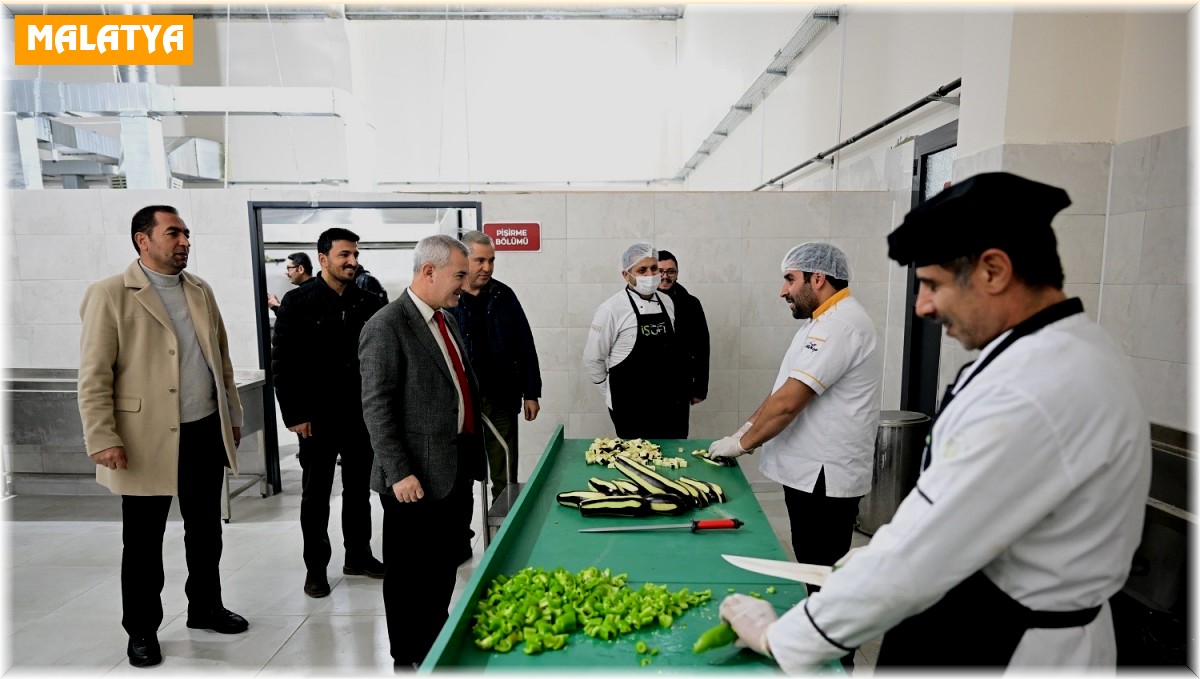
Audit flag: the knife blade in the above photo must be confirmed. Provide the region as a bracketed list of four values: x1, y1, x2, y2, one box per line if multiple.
[579, 518, 744, 533]
[721, 554, 832, 587]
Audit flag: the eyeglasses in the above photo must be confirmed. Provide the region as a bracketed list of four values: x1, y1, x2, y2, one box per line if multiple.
[659, 269, 678, 276]
[285, 265, 299, 271]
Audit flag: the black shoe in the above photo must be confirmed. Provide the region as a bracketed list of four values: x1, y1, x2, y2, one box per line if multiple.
[304, 573, 332, 598]
[127, 635, 162, 668]
[186, 607, 249, 634]
[343, 555, 385, 579]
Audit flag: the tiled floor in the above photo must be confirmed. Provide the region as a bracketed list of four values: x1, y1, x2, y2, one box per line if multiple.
[4, 448, 879, 674]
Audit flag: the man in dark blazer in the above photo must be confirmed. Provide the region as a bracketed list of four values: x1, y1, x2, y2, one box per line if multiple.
[358, 234, 487, 669]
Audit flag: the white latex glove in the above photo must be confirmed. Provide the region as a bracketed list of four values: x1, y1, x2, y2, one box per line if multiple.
[707, 435, 749, 459]
[720, 594, 777, 657]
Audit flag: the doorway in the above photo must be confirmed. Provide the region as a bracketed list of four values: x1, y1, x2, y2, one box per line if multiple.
[246, 201, 484, 493]
[899, 120, 957, 416]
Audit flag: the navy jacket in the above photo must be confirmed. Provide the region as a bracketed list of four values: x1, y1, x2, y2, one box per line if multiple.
[448, 279, 542, 414]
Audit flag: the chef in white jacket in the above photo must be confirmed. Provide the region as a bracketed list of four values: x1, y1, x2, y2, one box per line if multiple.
[719, 172, 1151, 670]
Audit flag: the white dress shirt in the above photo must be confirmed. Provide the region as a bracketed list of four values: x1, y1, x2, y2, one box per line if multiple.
[407, 288, 466, 433]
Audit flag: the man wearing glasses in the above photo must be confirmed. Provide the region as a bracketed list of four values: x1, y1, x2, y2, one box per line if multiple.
[656, 250, 710, 430]
[267, 252, 315, 313]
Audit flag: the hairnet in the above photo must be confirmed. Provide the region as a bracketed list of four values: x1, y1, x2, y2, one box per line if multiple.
[780, 242, 850, 280]
[621, 242, 658, 271]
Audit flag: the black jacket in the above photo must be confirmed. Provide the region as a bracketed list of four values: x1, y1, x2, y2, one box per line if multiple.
[662, 282, 710, 400]
[448, 279, 541, 414]
[271, 274, 384, 426]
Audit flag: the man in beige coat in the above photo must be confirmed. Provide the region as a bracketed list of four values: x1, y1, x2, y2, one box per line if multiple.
[78, 205, 249, 668]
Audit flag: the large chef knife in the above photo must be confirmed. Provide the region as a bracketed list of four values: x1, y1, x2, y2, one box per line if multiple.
[721, 554, 832, 587]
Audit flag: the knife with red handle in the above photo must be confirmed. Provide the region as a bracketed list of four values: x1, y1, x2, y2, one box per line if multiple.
[579, 518, 744, 533]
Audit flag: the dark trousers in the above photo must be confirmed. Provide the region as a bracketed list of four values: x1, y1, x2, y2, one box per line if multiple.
[480, 396, 517, 501]
[380, 471, 473, 666]
[783, 468, 862, 570]
[120, 411, 226, 638]
[784, 468, 862, 669]
[298, 421, 374, 574]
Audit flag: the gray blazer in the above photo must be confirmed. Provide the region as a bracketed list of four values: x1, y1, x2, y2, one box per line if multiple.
[359, 291, 486, 500]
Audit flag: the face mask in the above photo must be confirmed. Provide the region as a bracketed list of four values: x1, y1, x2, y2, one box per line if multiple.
[629, 274, 661, 296]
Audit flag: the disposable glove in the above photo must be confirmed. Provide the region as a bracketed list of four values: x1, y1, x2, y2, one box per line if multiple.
[720, 594, 777, 657]
[707, 435, 748, 459]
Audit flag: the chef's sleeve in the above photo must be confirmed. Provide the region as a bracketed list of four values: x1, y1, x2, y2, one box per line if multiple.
[786, 318, 865, 395]
[582, 302, 615, 390]
[765, 382, 1076, 671]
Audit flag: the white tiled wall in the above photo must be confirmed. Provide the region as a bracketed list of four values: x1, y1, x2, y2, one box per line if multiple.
[7, 188, 903, 487]
[943, 127, 1190, 431]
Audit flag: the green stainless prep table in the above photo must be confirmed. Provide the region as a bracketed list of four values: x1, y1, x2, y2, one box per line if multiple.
[423, 426, 840, 673]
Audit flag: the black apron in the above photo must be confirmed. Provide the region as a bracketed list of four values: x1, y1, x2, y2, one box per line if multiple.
[607, 289, 690, 439]
[877, 298, 1101, 668]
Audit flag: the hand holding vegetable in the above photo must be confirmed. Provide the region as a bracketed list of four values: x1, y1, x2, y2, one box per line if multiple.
[719, 594, 777, 657]
[707, 435, 749, 459]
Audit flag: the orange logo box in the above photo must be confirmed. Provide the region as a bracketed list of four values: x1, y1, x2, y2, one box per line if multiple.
[14, 15, 193, 66]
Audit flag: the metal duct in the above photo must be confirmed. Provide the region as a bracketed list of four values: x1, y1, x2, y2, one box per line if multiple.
[34, 118, 121, 160]
[117, 5, 156, 84]
[119, 115, 170, 189]
[166, 137, 222, 181]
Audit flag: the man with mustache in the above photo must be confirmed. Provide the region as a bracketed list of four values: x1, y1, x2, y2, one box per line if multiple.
[708, 242, 881, 621]
[272, 227, 385, 598]
[78, 205, 249, 668]
[716, 174, 1150, 671]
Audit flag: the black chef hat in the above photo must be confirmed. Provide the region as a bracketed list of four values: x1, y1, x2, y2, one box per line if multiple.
[887, 172, 1071, 268]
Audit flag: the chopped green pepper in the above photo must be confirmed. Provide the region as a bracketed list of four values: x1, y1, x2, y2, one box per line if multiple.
[693, 622, 737, 653]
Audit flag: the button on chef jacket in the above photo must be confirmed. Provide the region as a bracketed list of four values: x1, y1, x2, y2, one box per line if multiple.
[758, 288, 881, 498]
[766, 310, 1151, 671]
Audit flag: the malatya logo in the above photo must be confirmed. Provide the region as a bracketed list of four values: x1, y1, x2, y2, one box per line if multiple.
[15, 15, 193, 66]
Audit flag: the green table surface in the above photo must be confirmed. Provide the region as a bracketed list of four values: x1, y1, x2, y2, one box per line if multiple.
[422, 427, 841, 673]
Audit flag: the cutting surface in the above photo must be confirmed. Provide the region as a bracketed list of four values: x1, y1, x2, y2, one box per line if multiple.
[423, 428, 840, 673]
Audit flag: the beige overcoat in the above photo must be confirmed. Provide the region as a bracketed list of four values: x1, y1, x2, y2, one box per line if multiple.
[78, 260, 243, 496]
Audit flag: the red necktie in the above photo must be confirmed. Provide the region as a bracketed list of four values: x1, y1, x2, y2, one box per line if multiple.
[435, 310, 475, 433]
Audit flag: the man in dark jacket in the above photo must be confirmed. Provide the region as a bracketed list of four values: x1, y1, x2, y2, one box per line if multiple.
[449, 230, 542, 501]
[657, 250, 710, 425]
[272, 228, 385, 598]
[354, 264, 388, 305]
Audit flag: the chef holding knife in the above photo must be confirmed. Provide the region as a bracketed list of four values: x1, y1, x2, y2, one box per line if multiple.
[718, 173, 1151, 671]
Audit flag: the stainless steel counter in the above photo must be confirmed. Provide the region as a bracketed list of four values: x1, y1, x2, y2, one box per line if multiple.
[3, 368, 279, 520]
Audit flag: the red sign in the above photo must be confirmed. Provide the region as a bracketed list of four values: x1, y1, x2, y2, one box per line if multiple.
[483, 222, 541, 252]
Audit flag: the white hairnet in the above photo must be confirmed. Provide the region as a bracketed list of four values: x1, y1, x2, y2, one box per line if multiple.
[780, 242, 851, 280]
[621, 242, 658, 271]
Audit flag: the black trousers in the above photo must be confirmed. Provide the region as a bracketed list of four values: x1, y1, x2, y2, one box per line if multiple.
[380, 467, 473, 666]
[120, 411, 226, 638]
[298, 420, 374, 574]
[783, 468, 862, 572]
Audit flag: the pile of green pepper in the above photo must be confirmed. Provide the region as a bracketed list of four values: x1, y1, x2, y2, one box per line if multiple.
[471, 566, 713, 655]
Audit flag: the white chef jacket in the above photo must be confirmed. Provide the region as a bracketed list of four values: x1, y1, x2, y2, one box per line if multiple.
[582, 288, 676, 409]
[757, 289, 881, 498]
[766, 309, 1151, 672]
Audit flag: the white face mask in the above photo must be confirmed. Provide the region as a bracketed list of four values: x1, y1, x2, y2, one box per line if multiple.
[629, 274, 661, 296]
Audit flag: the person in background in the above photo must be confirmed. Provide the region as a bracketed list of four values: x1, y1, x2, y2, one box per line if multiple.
[267, 252, 314, 313]
[583, 242, 689, 439]
[272, 228, 385, 599]
[717, 173, 1151, 671]
[655, 249, 710, 418]
[78, 205, 249, 669]
[359, 234, 487, 669]
[708, 243, 881, 610]
[355, 264, 389, 305]
[449, 230, 542, 503]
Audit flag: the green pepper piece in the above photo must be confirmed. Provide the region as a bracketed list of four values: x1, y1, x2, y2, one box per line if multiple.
[639, 657, 652, 667]
[749, 591, 762, 599]
[495, 637, 513, 653]
[658, 614, 673, 628]
[692, 622, 737, 653]
[766, 586, 777, 595]
[635, 640, 648, 654]
[650, 647, 659, 656]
